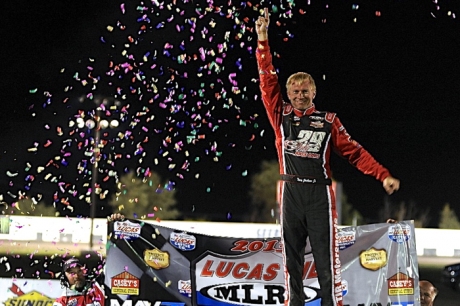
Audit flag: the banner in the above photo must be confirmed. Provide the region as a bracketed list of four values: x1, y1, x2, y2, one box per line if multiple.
[105, 220, 419, 306]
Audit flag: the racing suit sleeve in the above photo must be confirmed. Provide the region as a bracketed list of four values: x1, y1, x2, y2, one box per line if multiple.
[256, 40, 283, 129]
[53, 298, 65, 306]
[331, 115, 391, 182]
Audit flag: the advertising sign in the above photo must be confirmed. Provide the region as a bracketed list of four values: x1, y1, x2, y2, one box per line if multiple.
[105, 221, 419, 306]
[0, 279, 61, 306]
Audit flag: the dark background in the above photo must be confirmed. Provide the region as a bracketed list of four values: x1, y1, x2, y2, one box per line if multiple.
[1, 0, 460, 226]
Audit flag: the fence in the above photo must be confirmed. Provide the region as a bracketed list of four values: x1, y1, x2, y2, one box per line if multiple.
[1, 216, 459, 257]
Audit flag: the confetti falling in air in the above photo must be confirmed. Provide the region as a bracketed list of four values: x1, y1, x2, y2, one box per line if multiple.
[1, 0, 459, 220]
[5, 0, 289, 217]
[0, 0, 459, 282]
[0, 203, 113, 276]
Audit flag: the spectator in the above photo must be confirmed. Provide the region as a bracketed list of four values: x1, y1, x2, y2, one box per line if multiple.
[53, 213, 125, 306]
[420, 280, 437, 306]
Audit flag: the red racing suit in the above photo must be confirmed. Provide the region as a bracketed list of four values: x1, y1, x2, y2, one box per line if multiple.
[53, 282, 105, 306]
[256, 39, 391, 306]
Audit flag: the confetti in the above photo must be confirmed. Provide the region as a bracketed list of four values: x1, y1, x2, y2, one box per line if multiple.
[5, 0, 441, 236]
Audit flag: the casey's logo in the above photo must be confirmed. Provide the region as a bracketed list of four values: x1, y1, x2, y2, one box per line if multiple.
[111, 271, 140, 295]
[387, 272, 414, 296]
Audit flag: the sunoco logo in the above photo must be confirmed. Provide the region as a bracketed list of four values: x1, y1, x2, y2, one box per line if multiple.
[199, 283, 319, 305]
[5, 284, 53, 306]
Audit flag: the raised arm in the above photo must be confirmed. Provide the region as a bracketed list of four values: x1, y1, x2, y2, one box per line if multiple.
[255, 8, 269, 41]
[255, 8, 284, 129]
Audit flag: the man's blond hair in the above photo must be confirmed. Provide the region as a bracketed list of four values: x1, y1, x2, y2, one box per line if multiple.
[286, 72, 316, 92]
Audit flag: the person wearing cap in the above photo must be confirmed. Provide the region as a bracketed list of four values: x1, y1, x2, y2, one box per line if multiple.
[53, 213, 125, 306]
[53, 257, 105, 306]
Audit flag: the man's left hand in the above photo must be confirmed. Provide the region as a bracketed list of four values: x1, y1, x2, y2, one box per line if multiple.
[383, 176, 400, 195]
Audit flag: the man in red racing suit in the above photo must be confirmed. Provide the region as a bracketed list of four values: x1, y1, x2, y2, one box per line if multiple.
[255, 9, 400, 306]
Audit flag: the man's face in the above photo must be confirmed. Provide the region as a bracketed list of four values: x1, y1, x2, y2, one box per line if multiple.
[287, 81, 315, 111]
[65, 266, 86, 290]
[419, 281, 436, 306]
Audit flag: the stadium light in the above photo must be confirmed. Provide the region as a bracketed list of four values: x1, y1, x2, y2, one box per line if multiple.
[70, 95, 120, 250]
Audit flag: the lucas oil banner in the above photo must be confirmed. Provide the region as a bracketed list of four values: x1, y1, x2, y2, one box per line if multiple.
[105, 220, 419, 306]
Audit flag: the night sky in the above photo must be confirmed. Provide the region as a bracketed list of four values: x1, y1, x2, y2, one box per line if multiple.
[1, 0, 459, 227]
